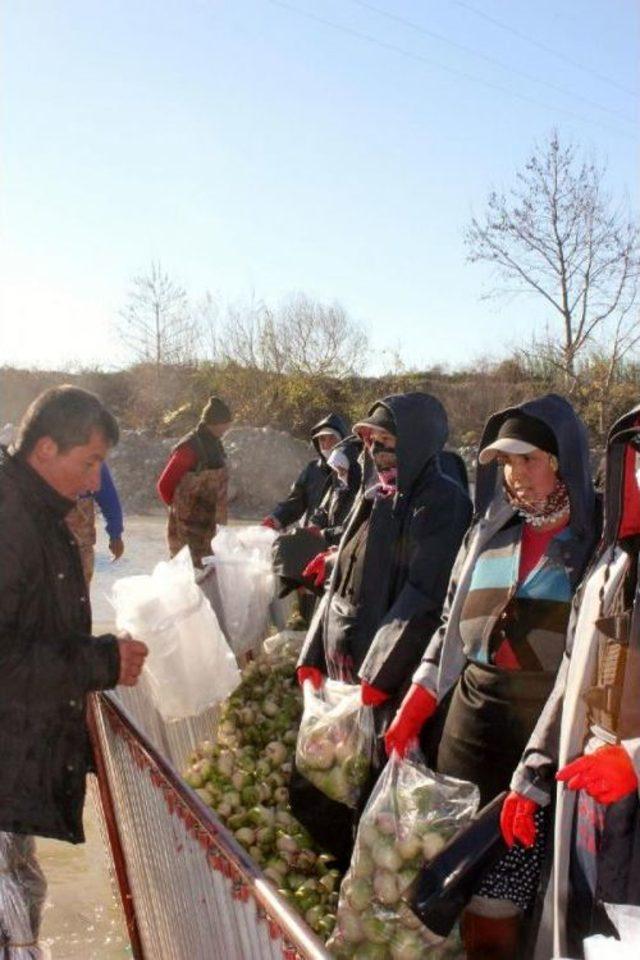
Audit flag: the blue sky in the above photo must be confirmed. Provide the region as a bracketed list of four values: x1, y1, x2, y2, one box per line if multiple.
[1, 0, 638, 373]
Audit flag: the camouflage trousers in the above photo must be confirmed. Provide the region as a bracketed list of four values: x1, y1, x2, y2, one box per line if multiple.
[65, 497, 96, 584]
[167, 467, 228, 568]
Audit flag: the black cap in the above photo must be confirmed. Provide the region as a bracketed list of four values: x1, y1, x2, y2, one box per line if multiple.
[353, 404, 397, 437]
[479, 413, 558, 464]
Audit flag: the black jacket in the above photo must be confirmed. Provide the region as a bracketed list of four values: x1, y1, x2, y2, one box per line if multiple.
[0, 448, 120, 842]
[272, 413, 349, 528]
[299, 394, 473, 695]
[310, 435, 362, 546]
[175, 422, 226, 470]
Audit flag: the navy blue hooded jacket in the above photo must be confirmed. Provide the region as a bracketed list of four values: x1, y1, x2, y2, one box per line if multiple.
[271, 413, 349, 529]
[299, 393, 473, 694]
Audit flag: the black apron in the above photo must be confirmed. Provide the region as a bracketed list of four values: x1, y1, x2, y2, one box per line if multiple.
[437, 661, 556, 807]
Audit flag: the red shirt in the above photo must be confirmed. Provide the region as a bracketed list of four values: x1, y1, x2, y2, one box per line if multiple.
[156, 445, 197, 505]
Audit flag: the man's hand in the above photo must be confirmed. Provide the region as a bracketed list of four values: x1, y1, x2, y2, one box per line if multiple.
[109, 537, 125, 561]
[117, 632, 148, 686]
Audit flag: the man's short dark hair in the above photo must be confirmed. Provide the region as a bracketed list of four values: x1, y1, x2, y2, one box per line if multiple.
[14, 385, 120, 456]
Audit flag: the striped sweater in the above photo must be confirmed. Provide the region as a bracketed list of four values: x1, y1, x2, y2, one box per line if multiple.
[459, 519, 573, 672]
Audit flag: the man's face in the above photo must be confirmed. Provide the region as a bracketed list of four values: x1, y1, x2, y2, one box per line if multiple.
[317, 433, 339, 454]
[27, 428, 110, 499]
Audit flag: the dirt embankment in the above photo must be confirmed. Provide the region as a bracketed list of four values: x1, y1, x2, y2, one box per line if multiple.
[108, 426, 310, 517]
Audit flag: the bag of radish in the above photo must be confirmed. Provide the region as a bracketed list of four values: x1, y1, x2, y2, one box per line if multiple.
[295, 679, 374, 809]
[328, 748, 480, 959]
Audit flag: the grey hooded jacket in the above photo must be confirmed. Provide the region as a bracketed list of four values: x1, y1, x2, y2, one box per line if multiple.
[413, 394, 599, 777]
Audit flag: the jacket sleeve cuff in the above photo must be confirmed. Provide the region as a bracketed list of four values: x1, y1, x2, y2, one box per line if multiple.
[412, 660, 439, 695]
[80, 634, 121, 691]
[510, 765, 552, 807]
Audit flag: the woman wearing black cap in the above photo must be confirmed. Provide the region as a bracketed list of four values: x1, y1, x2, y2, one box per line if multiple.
[157, 395, 232, 566]
[293, 393, 472, 863]
[385, 394, 600, 959]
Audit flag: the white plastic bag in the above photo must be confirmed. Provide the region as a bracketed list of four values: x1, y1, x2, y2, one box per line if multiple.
[112, 547, 241, 720]
[296, 679, 374, 808]
[209, 525, 277, 655]
[583, 904, 640, 959]
[328, 747, 480, 958]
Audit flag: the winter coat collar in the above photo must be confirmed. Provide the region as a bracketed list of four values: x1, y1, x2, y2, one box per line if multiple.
[0, 445, 76, 518]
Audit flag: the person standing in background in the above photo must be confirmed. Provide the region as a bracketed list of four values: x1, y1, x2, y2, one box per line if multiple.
[157, 395, 232, 567]
[262, 413, 348, 532]
[66, 461, 125, 583]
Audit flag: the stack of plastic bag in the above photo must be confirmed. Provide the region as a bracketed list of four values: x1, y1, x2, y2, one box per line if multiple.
[296, 679, 374, 808]
[111, 547, 240, 721]
[328, 748, 480, 959]
[209, 525, 277, 656]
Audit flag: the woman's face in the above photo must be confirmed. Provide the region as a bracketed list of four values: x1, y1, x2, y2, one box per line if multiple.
[499, 449, 557, 505]
[368, 428, 397, 473]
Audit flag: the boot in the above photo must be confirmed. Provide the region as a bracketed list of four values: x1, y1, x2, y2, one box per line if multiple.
[461, 909, 520, 960]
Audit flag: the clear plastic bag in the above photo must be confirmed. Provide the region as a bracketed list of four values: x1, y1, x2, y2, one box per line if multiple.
[209, 525, 277, 655]
[295, 679, 374, 809]
[112, 547, 241, 721]
[328, 748, 480, 959]
[0, 832, 49, 960]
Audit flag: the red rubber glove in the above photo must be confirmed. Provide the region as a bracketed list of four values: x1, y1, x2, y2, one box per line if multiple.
[556, 744, 638, 805]
[261, 516, 279, 530]
[361, 681, 390, 707]
[302, 552, 329, 588]
[296, 666, 324, 690]
[384, 684, 437, 758]
[500, 791, 539, 848]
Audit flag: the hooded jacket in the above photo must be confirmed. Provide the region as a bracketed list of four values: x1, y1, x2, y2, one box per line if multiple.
[413, 394, 599, 703]
[271, 413, 349, 529]
[309, 434, 363, 546]
[511, 405, 639, 958]
[299, 393, 472, 694]
[0, 448, 120, 843]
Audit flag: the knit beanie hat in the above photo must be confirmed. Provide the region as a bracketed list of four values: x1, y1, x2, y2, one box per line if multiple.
[201, 396, 232, 425]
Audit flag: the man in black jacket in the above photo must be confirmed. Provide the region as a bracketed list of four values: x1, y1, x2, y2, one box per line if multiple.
[0, 386, 147, 955]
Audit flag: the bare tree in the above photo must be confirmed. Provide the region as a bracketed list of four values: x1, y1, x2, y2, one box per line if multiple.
[466, 133, 639, 387]
[192, 290, 221, 362]
[119, 262, 196, 377]
[220, 292, 368, 377]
